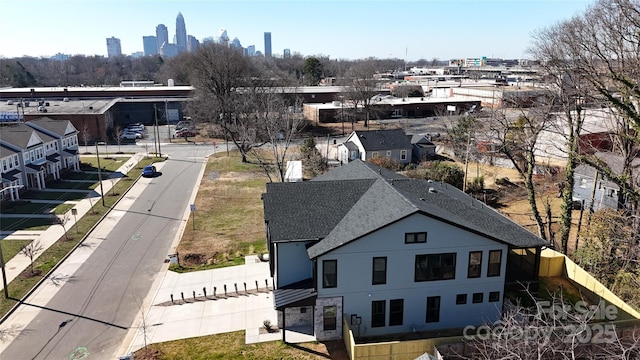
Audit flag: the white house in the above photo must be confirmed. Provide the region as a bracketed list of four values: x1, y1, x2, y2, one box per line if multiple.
[337, 129, 413, 165]
[263, 160, 547, 343]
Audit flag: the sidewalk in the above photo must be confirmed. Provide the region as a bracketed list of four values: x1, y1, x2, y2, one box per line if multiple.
[0, 153, 146, 294]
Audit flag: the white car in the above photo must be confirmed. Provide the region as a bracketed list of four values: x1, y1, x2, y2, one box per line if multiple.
[120, 131, 140, 140]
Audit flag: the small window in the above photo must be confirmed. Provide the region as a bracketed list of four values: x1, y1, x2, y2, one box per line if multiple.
[371, 151, 379, 158]
[489, 291, 500, 302]
[323, 305, 336, 331]
[456, 294, 467, 305]
[580, 178, 587, 188]
[401, 149, 407, 160]
[300, 307, 307, 313]
[426, 296, 440, 323]
[472, 292, 483, 303]
[371, 300, 386, 327]
[405, 232, 427, 244]
[322, 260, 337, 288]
[386, 150, 392, 157]
[468, 251, 482, 278]
[389, 299, 404, 326]
[372, 257, 387, 285]
[487, 250, 502, 277]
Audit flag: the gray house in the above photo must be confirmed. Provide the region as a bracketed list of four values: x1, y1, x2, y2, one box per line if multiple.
[411, 134, 437, 162]
[337, 129, 413, 165]
[263, 160, 547, 342]
[573, 152, 640, 212]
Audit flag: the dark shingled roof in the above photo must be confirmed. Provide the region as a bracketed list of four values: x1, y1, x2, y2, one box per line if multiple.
[264, 160, 548, 260]
[353, 129, 412, 151]
[28, 117, 76, 136]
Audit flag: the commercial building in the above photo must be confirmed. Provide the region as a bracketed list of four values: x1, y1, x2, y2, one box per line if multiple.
[106, 37, 122, 58]
[264, 32, 272, 57]
[156, 24, 169, 55]
[143, 36, 158, 56]
[175, 12, 187, 53]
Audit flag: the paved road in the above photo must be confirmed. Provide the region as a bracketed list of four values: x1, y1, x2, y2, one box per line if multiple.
[1, 145, 213, 360]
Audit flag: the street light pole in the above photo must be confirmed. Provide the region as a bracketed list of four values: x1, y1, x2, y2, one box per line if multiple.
[341, 97, 345, 136]
[96, 141, 106, 206]
[0, 243, 8, 298]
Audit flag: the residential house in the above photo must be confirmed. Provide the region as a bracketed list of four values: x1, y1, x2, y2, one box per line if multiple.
[0, 144, 23, 200]
[410, 134, 437, 162]
[263, 160, 547, 343]
[1, 123, 47, 190]
[573, 152, 640, 212]
[337, 129, 413, 165]
[26, 117, 80, 176]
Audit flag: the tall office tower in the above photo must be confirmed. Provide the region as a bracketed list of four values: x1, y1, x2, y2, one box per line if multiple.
[245, 45, 255, 57]
[106, 36, 122, 58]
[218, 28, 229, 44]
[143, 36, 157, 56]
[230, 37, 242, 49]
[187, 35, 200, 52]
[283, 48, 291, 58]
[264, 32, 272, 57]
[156, 24, 169, 54]
[176, 12, 187, 53]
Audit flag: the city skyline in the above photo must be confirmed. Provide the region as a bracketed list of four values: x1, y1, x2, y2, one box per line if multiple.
[1, 0, 592, 61]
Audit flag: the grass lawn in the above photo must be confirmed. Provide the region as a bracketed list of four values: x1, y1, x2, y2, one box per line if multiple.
[80, 156, 130, 172]
[21, 190, 89, 202]
[0, 156, 163, 318]
[62, 172, 100, 181]
[0, 217, 55, 231]
[133, 330, 342, 360]
[0, 240, 32, 262]
[172, 153, 269, 272]
[46, 180, 96, 190]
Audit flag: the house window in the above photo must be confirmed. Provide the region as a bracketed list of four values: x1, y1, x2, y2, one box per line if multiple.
[30, 150, 35, 162]
[372, 257, 387, 285]
[386, 150, 392, 157]
[389, 299, 404, 326]
[13, 155, 19, 167]
[467, 251, 482, 278]
[322, 260, 337, 288]
[401, 150, 407, 160]
[487, 250, 502, 277]
[55, 142, 58, 150]
[472, 292, 483, 303]
[415, 253, 456, 281]
[426, 296, 440, 323]
[371, 151, 379, 158]
[2, 160, 6, 171]
[580, 178, 587, 188]
[405, 232, 427, 244]
[371, 300, 386, 327]
[323, 305, 337, 331]
[456, 294, 467, 305]
[489, 291, 500, 302]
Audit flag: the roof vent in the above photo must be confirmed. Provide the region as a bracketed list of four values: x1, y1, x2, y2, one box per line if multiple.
[428, 187, 436, 193]
[419, 197, 425, 201]
[427, 179, 433, 183]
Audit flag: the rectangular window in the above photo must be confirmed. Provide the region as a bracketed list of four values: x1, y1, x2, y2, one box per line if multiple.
[371, 300, 386, 327]
[371, 151, 379, 158]
[14, 155, 19, 166]
[322, 260, 337, 288]
[426, 296, 440, 323]
[323, 305, 337, 331]
[468, 251, 482, 278]
[2, 160, 6, 171]
[487, 250, 502, 277]
[580, 178, 587, 188]
[456, 294, 467, 305]
[415, 253, 456, 281]
[472, 292, 483, 303]
[23, 152, 29, 162]
[386, 150, 392, 157]
[389, 299, 404, 326]
[30, 150, 35, 162]
[405, 232, 427, 244]
[489, 291, 500, 302]
[372, 257, 387, 285]
[401, 150, 407, 160]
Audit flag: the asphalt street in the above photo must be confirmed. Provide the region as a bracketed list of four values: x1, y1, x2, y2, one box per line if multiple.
[1, 140, 214, 360]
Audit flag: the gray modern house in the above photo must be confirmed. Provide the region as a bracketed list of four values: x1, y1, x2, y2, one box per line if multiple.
[337, 129, 413, 165]
[263, 160, 547, 342]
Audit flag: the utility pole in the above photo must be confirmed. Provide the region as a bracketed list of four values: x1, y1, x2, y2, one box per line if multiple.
[0, 243, 8, 298]
[165, 100, 171, 143]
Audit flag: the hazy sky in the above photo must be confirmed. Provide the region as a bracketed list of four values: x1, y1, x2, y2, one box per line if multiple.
[0, 0, 592, 60]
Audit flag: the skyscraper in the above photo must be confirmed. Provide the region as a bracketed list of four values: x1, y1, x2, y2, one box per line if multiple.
[264, 32, 272, 57]
[106, 36, 122, 58]
[143, 36, 157, 56]
[187, 35, 200, 52]
[156, 24, 169, 55]
[283, 48, 291, 58]
[218, 28, 229, 44]
[230, 37, 242, 49]
[176, 12, 187, 53]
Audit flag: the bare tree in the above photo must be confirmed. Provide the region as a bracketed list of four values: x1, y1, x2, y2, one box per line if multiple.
[489, 101, 555, 242]
[342, 59, 382, 128]
[248, 90, 306, 182]
[114, 125, 124, 153]
[51, 214, 70, 241]
[80, 121, 91, 154]
[20, 240, 44, 275]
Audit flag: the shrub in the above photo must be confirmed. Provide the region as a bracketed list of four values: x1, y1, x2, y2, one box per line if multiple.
[367, 156, 402, 171]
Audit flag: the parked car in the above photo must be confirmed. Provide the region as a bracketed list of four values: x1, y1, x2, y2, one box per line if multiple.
[142, 165, 157, 177]
[175, 128, 196, 138]
[120, 131, 142, 140]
